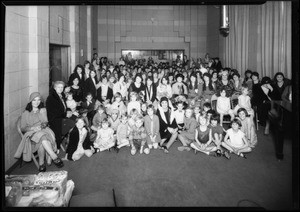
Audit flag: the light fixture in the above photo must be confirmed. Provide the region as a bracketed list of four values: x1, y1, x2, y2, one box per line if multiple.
[219, 5, 229, 37]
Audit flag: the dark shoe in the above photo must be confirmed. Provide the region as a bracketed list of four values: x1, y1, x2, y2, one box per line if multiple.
[223, 151, 231, 160]
[39, 164, 46, 172]
[53, 157, 64, 168]
[216, 149, 222, 157]
[209, 151, 218, 157]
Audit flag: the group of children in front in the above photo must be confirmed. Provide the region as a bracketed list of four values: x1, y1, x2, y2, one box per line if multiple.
[63, 86, 257, 162]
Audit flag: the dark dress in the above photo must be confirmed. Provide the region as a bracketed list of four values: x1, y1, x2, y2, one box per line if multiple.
[96, 85, 114, 104]
[128, 82, 146, 100]
[273, 79, 291, 100]
[156, 107, 177, 141]
[144, 84, 157, 103]
[251, 83, 281, 125]
[46, 89, 75, 149]
[84, 77, 98, 99]
[70, 86, 84, 102]
[66, 126, 93, 161]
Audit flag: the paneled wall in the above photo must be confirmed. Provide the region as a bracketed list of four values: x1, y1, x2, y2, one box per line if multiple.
[93, 5, 207, 63]
[4, 5, 91, 171]
[4, 6, 50, 171]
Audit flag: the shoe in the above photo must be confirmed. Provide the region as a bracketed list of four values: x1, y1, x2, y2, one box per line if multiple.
[39, 164, 46, 172]
[161, 145, 169, 154]
[239, 153, 247, 159]
[131, 148, 136, 155]
[223, 151, 231, 160]
[178, 146, 191, 152]
[53, 157, 64, 168]
[216, 149, 222, 157]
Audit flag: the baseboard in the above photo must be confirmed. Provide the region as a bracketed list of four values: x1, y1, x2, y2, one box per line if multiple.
[5, 159, 21, 175]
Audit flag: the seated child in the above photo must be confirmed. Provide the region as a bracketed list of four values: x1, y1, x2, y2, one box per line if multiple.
[216, 88, 235, 126]
[78, 108, 90, 128]
[177, 107, 198, 152]
[129, 115, 148, 155]
[94, 118, 115, 152]
[144, 104, 161, 151]
[107, 92, 127, 116]
[233, 85, 254, 118]
[64, 117, 95, 161]
[81, 92, 96, 122]
[127, 91, 141, 115]
[190, 115, 218, 156]
[210, 114, 230, 159]
[91, 104, 107, 132]
[66, 92, 79, 116]
[237, 108, 257, 148]
[108, 109, 121, 135]
[127, 108, 139, 132]
[221, 118, 252, 158]
[201, 102, 212, 117]
[174, 101, 185, 131]
[116, 113, 130, 149]
[193, 103, 201, 123]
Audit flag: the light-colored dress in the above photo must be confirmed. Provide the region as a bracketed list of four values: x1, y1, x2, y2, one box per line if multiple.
[239, 117, 257, 148]
[14, 108, 56, 162]
[94, 127, 115, 151]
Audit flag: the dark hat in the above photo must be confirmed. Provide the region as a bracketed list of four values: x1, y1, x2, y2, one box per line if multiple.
[261, 76, 272, 85]
[160, 96, 169, 103]
[175, 73, 184, 80]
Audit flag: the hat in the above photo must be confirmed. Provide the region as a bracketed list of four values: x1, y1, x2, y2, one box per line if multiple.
[160, 96, 169, 103]
[261, 76, 272, 85]
[29, 92, 42, 102]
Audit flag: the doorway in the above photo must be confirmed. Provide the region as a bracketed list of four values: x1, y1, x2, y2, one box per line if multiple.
[49, 44, 70, 89]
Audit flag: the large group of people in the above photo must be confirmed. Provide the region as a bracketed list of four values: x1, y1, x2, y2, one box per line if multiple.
[14, 52, 292, 172]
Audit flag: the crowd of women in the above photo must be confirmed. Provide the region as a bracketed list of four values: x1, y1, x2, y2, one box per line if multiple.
[14, 53, 292, 172]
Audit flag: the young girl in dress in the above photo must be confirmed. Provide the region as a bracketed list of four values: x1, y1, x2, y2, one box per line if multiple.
[64, 117, 94, 161]
[94, 118, 115, 152]
[144, 104, 161, 151]
[237, 108, 257, 148]
[116, 113, 130, 149]
[210, 114, 230, 159]
[129, 115, 148, 155]
[127, 92, 141, 115]
[66, 92, 79, 116]
[194, 103, 201, 123]
[91, 104, 107, 132]
[127, 108, 139, 132]
[233, 85, 254, 118]
[190, 115, 218, 156]
[177, 107, 198, 152]
[216, 87, 235, 126]
[221, 118, 252, 158]
[108, 109, 121, 135]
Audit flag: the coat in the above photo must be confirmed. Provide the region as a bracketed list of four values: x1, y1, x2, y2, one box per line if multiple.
[84, 77, 98, 99]
[96, 85, 113, 104]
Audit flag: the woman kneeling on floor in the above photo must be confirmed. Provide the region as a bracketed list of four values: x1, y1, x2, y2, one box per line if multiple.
[14, 92, 64, 172]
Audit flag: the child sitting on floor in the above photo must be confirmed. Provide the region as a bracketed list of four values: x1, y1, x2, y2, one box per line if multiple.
[190, 115, 218, 156]
[94, 118, 115, 152]
[177, 107, 198, 152]
[129, 115, 148, 155]
[64, 117, 95, 161]
[221, 118, 252, 159]
[91, 104, 107, 132]
[116, 113, 130, 149]
[144, 104, 161, 151]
